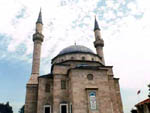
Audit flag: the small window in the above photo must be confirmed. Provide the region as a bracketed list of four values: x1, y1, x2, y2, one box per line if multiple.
[44, 105, 51, 113]
[61, 59, 64, 62]
[71, 57, 74, 60]
[60, 104, 68, 113]
[89, 91, 96, 110]
[92, 58, 94, 61]
[87, 74, 93, 80]
[82, 56, 85, 60]
[45, 84, 50, 92]
[61, 80, 66, 89]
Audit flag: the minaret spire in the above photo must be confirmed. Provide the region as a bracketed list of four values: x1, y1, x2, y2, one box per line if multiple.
[93, 16, 105, 65]
[36, 8, 43, 25]
[35, 8, 43, 34]
[28, 9, 44, 84]
[94, 16, 100, 31]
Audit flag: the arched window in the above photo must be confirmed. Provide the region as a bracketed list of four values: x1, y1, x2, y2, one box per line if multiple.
[92, 58, 94, 61]
[89, 91, 96, 97]
[82, 56, 85, 60]
[89, 91, 96, 110]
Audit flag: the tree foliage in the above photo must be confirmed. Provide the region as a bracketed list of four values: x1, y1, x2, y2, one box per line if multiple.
[18, 105, 24, 113]
[0, 102, 13, 113]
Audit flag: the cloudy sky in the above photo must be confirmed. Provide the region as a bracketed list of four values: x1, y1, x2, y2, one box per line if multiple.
[0, 0, 150, 113]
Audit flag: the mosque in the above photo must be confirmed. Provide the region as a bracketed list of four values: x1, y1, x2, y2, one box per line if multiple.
[24, 10, 124, 113]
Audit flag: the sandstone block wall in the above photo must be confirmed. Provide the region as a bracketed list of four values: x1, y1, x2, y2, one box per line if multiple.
[25, 62, 123, 113]
[53, 74, 69, 113]
[24, 84, 38, 113]
[114, 78, 124, 113]
[69, 68, 112, 113]
[37, 77, 53, 113]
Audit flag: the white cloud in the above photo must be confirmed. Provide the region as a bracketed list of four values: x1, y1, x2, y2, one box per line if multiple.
[0, 0, 149, 91]
[106, 1, 115, 8]
[104, 13, 150, 88]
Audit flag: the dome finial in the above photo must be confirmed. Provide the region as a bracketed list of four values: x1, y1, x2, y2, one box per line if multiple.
[74, 41, 77, 46]
[94, 15, 100, 31]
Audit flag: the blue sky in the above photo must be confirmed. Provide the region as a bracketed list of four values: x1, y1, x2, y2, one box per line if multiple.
[0, 0, 150, 113]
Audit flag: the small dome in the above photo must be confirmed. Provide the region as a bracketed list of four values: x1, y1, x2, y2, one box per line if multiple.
[58, 45, 94, 56]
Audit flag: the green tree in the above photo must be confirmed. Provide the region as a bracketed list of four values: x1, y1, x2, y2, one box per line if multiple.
[18, 105, 24, 113]
[0, 102, 13, 113]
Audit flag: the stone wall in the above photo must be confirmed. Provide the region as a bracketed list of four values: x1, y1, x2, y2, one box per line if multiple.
[114, 78, 124, 113]
[25, 61, 123, 113]
[53, 74, 70, 113]
[69, 68, 112, 113]
[24, 84, 38, 113]
[37, 77, 53, 113]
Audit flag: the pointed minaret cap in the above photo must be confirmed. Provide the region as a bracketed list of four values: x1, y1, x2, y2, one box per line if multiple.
[94, 16, 100, 31]
[36, 8, 43, 25]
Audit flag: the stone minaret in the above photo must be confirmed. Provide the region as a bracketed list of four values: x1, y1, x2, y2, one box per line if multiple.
[28, 9, 44, 84]
[93, 17, 105, 65]
[24, 9, 44, 113]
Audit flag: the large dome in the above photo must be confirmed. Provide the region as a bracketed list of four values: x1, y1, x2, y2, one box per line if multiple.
[58, 45, 94, 56]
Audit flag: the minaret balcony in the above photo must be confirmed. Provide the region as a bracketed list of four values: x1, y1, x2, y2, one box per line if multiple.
[33, 32, 44, 42]
[94, 39, 104, 47]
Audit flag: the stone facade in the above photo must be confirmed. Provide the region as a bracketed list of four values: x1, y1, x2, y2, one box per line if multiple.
[25, 60, 124, 113]
[24, 11, 124, 113]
